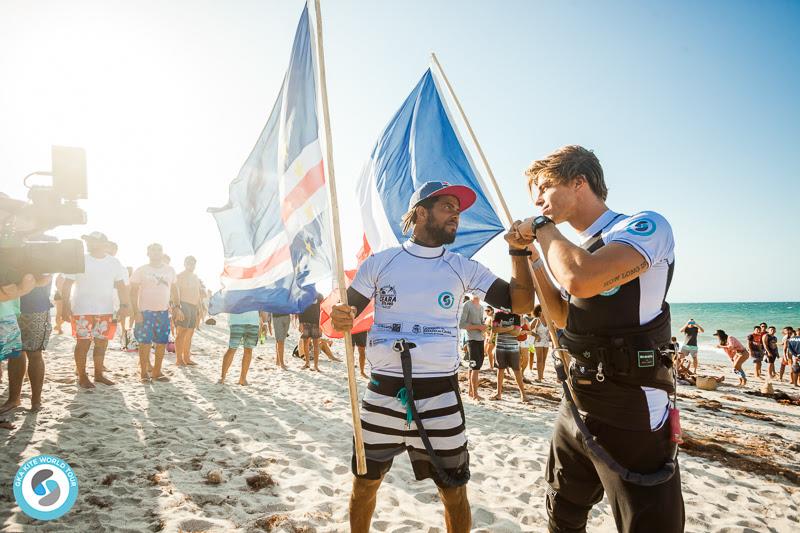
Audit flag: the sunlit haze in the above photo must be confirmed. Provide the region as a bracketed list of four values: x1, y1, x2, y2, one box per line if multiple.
[1, 0, 798, 302]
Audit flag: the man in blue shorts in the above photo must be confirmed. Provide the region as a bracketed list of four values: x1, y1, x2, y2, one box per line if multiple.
[130, 243, 182, 382]
[219, 310, 262, 385]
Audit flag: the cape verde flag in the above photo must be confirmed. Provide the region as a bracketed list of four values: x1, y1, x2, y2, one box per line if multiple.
[208, 6, 333, 315]
[356, 67, 504, 258]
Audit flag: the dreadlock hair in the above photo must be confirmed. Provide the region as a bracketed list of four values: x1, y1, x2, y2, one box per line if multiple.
[400, 196, 439, 234]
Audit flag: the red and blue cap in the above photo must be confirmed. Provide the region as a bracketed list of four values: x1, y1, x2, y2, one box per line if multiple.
[407, 181, 477, 212]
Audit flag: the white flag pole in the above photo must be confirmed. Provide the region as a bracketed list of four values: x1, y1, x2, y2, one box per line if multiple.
[311, 0, 367, 475]
[429, 52, 568, 367]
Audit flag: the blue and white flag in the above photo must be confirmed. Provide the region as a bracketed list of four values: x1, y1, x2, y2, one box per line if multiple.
[356, 68, 504, 258]
[208, 6, 333, 315]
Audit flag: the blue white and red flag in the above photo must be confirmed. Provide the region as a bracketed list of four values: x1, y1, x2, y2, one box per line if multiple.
[356, 67, 504, 258]
[209, 6, 332, 315]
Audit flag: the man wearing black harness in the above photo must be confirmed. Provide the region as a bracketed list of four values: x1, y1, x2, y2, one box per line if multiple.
[512, 145, 684, 532]
[331, 181, 534, 533]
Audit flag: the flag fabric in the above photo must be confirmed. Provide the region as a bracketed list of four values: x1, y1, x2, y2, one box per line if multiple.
[322, 67, 504, 337]
[356, 67, 504, 258]
[320, 235, 374, 338]
[208, 6, 333, 315]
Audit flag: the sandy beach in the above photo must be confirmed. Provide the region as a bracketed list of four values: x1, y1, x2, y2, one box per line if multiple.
[2, 320, 800, 532]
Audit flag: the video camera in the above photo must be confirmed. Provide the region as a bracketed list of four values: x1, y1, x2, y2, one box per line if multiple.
[0, 146, 88, 285]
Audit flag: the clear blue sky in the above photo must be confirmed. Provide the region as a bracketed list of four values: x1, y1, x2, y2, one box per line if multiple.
[1, 0, 797, 302]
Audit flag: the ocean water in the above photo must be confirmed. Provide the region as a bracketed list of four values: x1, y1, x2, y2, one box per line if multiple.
[670, 302, 800, 363]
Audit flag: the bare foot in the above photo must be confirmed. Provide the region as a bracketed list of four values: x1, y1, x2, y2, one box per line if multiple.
[280, 364, 289, 370]
[78, 374, 96, 389]
[140, 375, 151, 383]
[489, 394, 501, 401]
[328, 356, 342, 362]
[94, 375, 116, 386]
[314, 366, 322, 372]
[0, 420, 14, 430]
[152, 374, 170, 382]
[218, 378, 226, 384]
[238, 380, 249, 386]
[30, 403, 42, 412]
[302, 364, 310, 370]
[186, 361, 199, 366]
[360, 373, 369, 379]
[519, 396, 529, 403]
[0, 400, 22, 415]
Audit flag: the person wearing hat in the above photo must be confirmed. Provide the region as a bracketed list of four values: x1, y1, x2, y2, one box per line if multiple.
[61, 231, 130, 388]
[130, 243, 183, 382]
[331, 181, 535, 533]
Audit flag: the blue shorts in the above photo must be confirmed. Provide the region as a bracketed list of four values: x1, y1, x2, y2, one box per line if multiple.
[0, 315, 22, 362]
[229, 324, 259, 349]
[134, 310, 171, 345]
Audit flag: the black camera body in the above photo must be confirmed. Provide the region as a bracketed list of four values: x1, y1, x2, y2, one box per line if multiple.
[0, 147, 89, 285]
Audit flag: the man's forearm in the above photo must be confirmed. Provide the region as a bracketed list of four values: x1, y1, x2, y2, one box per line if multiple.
[509, 255, 534, 315]
[528, 254, 567, 328]
[115, 281, 130, 307]
[130, 286, 140, 314]
[536, 224, 591, 291]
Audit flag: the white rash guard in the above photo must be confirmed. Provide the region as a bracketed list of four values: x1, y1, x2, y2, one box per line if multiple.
[350, 240, 498, 378]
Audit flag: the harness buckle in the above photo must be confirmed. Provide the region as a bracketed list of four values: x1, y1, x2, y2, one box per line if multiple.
[596, 362, 606, 382]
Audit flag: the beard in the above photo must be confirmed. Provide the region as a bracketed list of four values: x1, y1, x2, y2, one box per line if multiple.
[423, 218, 457, 245]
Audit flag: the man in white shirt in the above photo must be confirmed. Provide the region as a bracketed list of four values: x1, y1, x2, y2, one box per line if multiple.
[62, 232, 130, 388]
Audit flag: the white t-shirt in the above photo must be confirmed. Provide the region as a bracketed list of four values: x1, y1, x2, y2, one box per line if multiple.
[65, 254, 127, 315]
[351, 240, 498, 377]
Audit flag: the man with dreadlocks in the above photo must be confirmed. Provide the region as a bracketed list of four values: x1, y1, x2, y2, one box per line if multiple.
[331, 181, 535, 532]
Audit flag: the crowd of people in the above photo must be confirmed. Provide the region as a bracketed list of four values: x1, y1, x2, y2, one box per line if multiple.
[669, 318, 800, 388]
[459, 296, 552, 403]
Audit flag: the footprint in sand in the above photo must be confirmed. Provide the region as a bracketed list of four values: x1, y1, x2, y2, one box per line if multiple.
[332, 465, 349, 475]
[319, 485, 334, 497]
[178, 518, 218, 531]
[413, 491, 437, 504]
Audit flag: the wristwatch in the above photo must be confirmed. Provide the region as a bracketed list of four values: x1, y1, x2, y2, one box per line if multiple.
[531, 215, 554, 239]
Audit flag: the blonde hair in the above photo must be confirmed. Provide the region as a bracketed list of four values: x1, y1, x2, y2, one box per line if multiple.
[525, 145, 607, 200]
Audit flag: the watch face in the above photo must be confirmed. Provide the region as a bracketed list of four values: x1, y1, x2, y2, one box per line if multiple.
[534, 216, 549, 226]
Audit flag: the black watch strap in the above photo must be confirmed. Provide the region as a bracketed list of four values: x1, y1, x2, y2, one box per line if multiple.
[509, 248, 532, 256]
[532, 216, 554, 238]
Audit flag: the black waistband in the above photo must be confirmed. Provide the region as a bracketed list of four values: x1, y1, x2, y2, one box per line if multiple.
[368, 373, 457, 399]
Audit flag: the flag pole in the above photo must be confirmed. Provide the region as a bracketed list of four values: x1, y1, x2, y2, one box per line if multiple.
[311, 0, 367, 475]
[429, 52, 569, 371]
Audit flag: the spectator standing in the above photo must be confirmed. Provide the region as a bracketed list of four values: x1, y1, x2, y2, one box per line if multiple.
[62, 232, 129, 388]
[459, 294, 486, 401]
[130, 243, 182, 382]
